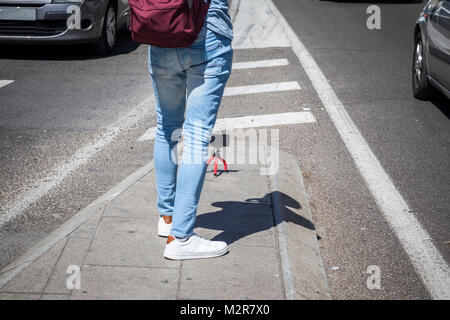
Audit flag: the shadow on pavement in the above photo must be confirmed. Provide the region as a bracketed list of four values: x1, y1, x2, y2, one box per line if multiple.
[205, 169, 240, 177]
[431, 92, 450, 119]
[195, 191, 315, 245]
[0, 30, 140, 61]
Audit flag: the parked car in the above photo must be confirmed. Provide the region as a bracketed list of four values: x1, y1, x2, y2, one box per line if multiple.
[0, 0, 130, 53]
[413, 0, 450, 100]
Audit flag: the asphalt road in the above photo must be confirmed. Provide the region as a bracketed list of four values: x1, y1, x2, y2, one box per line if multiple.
[271, 0, 449, 299]
[0, 0, 448, 299]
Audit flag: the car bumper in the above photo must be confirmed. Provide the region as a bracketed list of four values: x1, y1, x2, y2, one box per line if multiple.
[0, 0, 105, 44]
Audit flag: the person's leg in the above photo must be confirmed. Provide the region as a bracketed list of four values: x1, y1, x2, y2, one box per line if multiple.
[148, 46, 186, 218]
[169, 29, 233, 238]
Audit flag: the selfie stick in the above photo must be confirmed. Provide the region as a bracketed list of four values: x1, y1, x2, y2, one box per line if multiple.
[207, 134, 229, 176]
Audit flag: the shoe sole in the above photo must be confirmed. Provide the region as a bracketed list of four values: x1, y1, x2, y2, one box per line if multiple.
[158, 224, 171, 238]
[158, 232, 170, 237]
[164, 246, 229, 260]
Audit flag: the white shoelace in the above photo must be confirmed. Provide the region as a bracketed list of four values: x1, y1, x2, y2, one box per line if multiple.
[190, 234, 216, 248]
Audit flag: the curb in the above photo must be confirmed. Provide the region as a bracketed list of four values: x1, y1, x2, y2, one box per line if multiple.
[0, 161, 154, 288]
[269, 149, 331, 300]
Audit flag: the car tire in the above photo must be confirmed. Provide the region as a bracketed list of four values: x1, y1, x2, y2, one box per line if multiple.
[412, 32, 435, 100]
[92, 1, 117, 55]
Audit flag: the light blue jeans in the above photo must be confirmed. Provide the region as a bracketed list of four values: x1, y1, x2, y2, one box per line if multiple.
[148, 24, 233, 238]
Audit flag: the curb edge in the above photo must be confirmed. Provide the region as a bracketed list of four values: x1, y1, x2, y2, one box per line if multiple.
[270, 149, 331, 300]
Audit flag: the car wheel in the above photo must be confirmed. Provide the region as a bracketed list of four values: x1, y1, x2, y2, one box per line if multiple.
[93, 2, 117, 55]
[412, 32, 435, 100]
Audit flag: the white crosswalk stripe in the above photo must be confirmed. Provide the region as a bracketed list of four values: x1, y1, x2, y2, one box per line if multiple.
[137, 112, 316, 142]
[213, 111, 315, 131]
[223, 81, 301, 96]
[232, 59, 289, 70]
[0, 80, 14, 89]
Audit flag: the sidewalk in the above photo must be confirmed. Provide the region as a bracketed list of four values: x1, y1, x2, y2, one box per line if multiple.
[0, 147, 330, 300]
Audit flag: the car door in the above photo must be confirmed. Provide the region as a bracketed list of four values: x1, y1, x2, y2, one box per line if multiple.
[427, 0, 450, 90]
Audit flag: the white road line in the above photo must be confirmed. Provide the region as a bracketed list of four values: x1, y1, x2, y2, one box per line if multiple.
[0, 95, 155, 228]
[0, 80, 14, 89]
[232, 58, 289, 70]
[224, 81, 301, 96]
[232, 0, 290, 48]
[137, 111, 316, 142]
[213, 111, 315, 131]
[264, 0, 450, 299]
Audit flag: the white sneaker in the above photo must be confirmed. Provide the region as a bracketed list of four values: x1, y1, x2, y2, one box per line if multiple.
[164, 234, 229, 260]
[158, 215, 172, 237]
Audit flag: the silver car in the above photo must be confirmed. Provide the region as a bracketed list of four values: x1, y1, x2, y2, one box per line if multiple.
[413, 0, 450, 100]
[0, 0, 130, 53]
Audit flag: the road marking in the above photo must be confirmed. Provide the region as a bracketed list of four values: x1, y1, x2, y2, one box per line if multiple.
[232, 58, 289, 70]
[137, 111, 316, 142]
[213, 111, 315, 131]
[0, 96, 155, 228]
[232, 0, 290, 48]
[0, 80, 14, 89]
[264, 0, 450, 299]
[224, 81, 300, 96]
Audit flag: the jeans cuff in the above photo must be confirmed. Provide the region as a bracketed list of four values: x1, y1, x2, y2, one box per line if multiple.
[170, 231, 194, 239]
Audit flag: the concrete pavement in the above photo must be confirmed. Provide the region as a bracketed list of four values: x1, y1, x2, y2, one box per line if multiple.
[0, 145, 330, 300]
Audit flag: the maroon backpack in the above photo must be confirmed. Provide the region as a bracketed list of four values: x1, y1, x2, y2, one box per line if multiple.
[129, 0, 211, 48]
